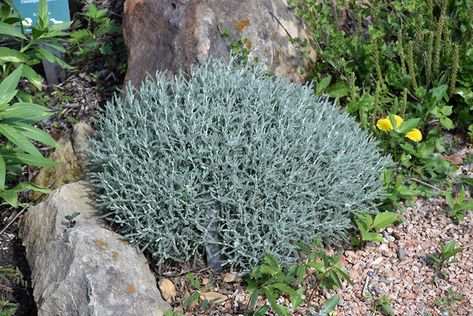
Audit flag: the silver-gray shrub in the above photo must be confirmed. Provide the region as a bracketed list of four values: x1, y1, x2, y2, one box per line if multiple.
[88, 60, 391, 271]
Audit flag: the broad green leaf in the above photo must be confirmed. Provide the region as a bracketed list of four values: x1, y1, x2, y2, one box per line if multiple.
[264, 288, 289, 316]
[440, 106, 453, 116]
[440, 117, 454, 130]
[0, 182, 51, 207]
[381, 302, 395, 316]
[397, 118, 420, 134]
[37, 0, 49, 29]
[33, 46, 56, 63]
[260, 264, 277, 274]
[0, 154, 5, 190]
[12, 122, 58, 147]
[360, 230, 384, 242]
[372, 212, 398, 229]
[328, 271, 342, 289]
[0, 102, 53, 122]
[327, 81, 349, 98]
[254, 305, 270, 316]
[355, 213, 372, 230]
[47, 21, 72, 32]
[0, 90, 18, 105]
[430, 84, 448, 102]
[0, 47, 28, 63]
[458, 200, 473, 212]
[319, 295, 340, 316]
[454, 87, 473, 102]
[0, 187, 18, 206]
[248, 291, 260, 310]
[316, 75, 332, 95]
[0, 66, 23, 96]
[0, 124, 42, 156]
[33, 47, 73, 69]
[40, 40, 66, 53]
[0, 21, 26, 39]
[22, 65, 43, 90]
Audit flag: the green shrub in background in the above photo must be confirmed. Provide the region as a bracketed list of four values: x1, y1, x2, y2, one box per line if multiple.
[0, 0, 70, 206]
[88, 60, 390, 270]
[68, 3, 125, 81]
[290, 0, 472, 187]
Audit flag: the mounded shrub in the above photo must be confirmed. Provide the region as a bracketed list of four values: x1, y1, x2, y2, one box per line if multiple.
[88, 60, 391, 270]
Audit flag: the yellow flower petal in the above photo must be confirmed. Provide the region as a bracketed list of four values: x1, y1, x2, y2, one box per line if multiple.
[393, 115, 404, 127]
[376, 118, 393, 132]
[405, 128, 422, 142]
[376, 115, 404, 132]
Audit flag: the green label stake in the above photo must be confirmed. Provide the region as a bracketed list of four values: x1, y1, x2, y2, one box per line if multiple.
[12, 0, 70, 27]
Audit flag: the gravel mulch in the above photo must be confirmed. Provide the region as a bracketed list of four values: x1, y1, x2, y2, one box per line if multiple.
[334, 198, 472, 316]
[161, 178, 472, 316]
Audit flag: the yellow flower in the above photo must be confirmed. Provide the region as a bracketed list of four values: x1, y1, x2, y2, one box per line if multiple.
[376, 115, 404, 132]
[405, 128, 422, 142]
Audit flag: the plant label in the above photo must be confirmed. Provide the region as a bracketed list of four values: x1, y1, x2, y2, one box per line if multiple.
[12, 0, 70, 27]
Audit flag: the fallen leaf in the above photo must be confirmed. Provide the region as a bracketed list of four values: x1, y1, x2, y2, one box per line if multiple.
[223, 272, 238, 283]
[158, 278, 176, 303]
[443, 155, 463, 165]
[202, 291, 228, 303]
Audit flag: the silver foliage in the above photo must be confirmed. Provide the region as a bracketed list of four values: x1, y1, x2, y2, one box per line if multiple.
[87, 60, 391, 271]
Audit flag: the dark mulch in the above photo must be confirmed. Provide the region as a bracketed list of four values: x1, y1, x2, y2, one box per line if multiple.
[0, 207, 37, 316]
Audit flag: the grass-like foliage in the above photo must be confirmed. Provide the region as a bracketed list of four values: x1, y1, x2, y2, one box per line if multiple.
[88, 60, 390, 270]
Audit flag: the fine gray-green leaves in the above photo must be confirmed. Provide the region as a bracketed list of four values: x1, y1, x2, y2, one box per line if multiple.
[88, 60, 391, 271]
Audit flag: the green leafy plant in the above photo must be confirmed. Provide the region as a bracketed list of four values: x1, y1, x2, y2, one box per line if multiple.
[435, 288, 464, 315]
[381, 169, 421, 209]
[318, 295, 340, 316]
[246, 239, 350, 315]
[218, 25, 254, 65]
[0, 0, 71, 83]
[69, 4, 120, 64]
[427, 240, 464, 278]
[88, 59, 390, 271]
[445, 186, 473, 221]
[290, 0, 473, 207]
[64, 211, 80, 227]
[246, 253, 304, 316]
[181, 273, 218, 315]
[0, 65, 58, 206]
[0, 300, 16, 316]
[352, 211, 398, 245]
[68, 2, 125, 88]
[0, 266, 23, 316]
[0, 0, 71, 206]
[372, 294, 395, 316]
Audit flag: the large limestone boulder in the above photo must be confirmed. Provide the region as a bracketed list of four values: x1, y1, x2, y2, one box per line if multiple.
[19, 181, 171, 316]
[123, 0, 316, 87]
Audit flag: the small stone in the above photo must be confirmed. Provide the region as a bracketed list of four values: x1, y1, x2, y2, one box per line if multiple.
[397, 246, 405, 260]
[371, 257, 383, 266]
[378, 243, 390, 255]
[158, 278, 176, 303]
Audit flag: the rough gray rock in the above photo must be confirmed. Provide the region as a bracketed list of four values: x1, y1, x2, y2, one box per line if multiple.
[30, 122, 94, 201]
[72, 122, 94, 168]
[123, 0, 316, 87]
[19, 181, 171, 316]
